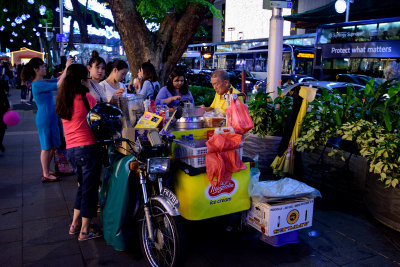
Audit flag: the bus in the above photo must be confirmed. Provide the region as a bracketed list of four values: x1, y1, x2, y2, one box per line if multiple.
[313, 17, 400, 82]
[179, 33, 316, 79]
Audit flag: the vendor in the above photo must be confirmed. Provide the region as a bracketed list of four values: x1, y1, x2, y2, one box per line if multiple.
[156, 68, 194, 107]
[209, 69, 242, 112]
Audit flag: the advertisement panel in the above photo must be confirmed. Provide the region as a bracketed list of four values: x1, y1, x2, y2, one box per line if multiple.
[321, 41, 400, 58]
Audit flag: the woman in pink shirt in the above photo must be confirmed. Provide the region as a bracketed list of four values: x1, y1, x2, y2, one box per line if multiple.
[56, 64, 102, 241]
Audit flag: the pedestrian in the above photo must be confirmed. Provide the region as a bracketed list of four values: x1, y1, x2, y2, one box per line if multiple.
[155, 67, 194, 108]
[55, 63, 102, 241]
[21, 57, 72, 182]
[136, 61, 160, 100]
[99, 59, 128, 102]
[1, 62, 11, 96]
[0, 80, 10, 154]
[87, 50, 107, 102]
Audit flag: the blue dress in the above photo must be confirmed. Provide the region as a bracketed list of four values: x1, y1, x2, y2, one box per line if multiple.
[155, 86, 194, 108]
[32, 79, 61, 150]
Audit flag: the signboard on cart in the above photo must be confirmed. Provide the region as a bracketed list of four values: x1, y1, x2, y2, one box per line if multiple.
[263, 0, 292, 9]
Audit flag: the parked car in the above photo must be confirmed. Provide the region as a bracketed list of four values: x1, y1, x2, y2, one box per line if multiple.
[253, 74, 318, 93]
[282, 81, 364, 96]
[335, 74, 381, 86]
[187, 72, 212, 87]
[231, 70, 262, 90]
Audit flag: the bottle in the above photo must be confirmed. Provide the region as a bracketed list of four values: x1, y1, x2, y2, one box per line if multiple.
[187, 134, 195, 147]
[149, 100, 156, 113]
[155, 100, 161, 115]
[180, 135, 186, 146]
[162, 101, 169, 121]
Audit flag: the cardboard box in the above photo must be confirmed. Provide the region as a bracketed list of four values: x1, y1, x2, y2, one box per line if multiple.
[246, 197, 314, 236]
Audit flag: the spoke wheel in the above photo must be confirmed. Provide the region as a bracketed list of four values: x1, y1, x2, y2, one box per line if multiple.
[139, 199, 185, 267]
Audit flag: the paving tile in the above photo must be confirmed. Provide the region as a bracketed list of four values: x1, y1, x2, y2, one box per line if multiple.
[79, 237, 117, 261]
[23, 239, 81, 264]
[342, 255, 399, 267]
[23, 198, 69, 222]
[23, 216, 74, 246]
[0, 241, 22, 266]
[23, 253, 84, 267]
[0, 189, 22, 210]
[85, 251, 146, 267]
[0, 207, 21, 230]
[314, 208, 400, 263]
[299, 221, 376, 265]
[0, 228, 22, 244]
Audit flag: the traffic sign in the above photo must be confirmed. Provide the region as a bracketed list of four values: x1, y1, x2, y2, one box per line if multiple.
[263, 0, 292, 10]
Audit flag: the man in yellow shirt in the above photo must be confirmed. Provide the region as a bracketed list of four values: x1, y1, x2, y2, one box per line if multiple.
[209, 69, 242, 112]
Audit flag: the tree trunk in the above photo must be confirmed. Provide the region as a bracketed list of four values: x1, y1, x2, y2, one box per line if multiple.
[108, 0, 213, 85]
[71, 0, 89, 43]
[66, 17, 76, 51]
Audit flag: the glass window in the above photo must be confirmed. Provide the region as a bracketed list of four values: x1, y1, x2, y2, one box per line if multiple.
[378, 22, 400, 40]
[355, 24, 378, 42]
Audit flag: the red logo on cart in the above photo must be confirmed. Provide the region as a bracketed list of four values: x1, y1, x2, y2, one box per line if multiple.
[206, 179, 238, 199]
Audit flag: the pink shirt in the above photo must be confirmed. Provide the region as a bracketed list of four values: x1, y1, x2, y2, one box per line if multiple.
[62, 93, 97, 149]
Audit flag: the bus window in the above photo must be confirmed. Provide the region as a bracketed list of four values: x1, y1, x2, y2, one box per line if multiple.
[355, 24, 378, 42]
[378, 22, 400, 40]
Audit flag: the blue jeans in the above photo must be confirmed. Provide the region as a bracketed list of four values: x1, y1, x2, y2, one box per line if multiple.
[67, 144, 101, 218]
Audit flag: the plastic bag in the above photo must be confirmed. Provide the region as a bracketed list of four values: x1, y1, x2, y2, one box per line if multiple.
[249, 177, 322, 202]
[206, 133, 247, 187]
[225, 97, 254, 135]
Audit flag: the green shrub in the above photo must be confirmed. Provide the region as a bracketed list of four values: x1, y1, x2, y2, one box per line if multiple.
[189, 85, 215, 106]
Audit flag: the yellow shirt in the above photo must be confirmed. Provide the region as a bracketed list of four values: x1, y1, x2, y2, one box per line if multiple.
[210, 86, 242, 112]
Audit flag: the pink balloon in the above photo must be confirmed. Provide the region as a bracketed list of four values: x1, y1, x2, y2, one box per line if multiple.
[3, 110, 20, 126]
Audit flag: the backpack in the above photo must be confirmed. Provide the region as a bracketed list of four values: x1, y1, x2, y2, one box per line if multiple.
[150, 82, 160, 101]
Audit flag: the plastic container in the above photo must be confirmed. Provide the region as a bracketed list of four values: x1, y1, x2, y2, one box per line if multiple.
[175, 141, 243, 168]
[259, 230, 300, 247]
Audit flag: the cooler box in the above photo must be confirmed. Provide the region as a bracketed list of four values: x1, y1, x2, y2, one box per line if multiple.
[173, 162, 251, 220]
[246, 197, 314, 237]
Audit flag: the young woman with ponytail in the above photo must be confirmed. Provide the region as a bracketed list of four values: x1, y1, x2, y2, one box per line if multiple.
[56, 63, 102, 241]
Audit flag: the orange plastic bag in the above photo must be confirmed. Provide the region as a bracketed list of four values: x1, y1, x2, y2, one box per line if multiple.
[206, 133, 247, 187]
[225, 97, 254, 135]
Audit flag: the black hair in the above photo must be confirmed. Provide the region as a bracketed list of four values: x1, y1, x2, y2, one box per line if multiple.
[87, 50, 106, 69]
[141, 61, 158, 82]
[105, 59, 128, 78]
[56, 64, 89, 120]
[21, 57, 44, 82]
[166, 68, 188, 95]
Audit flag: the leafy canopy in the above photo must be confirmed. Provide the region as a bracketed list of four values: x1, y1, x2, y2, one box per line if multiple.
[133, 0, 222, 24]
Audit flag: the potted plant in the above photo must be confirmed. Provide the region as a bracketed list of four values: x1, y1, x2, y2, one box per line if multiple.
[245, 88, 293, 175]
[295, 79, 400, 231]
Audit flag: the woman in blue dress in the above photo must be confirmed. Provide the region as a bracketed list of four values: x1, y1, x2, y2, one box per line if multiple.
[21, 57, 72, 182]
[155, 68, 194, 108]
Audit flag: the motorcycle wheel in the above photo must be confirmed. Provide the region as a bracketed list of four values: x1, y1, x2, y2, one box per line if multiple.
[139, 199, 185, 267]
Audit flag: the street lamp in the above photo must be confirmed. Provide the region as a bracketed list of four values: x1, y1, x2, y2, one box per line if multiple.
[335, 0, 353, 22]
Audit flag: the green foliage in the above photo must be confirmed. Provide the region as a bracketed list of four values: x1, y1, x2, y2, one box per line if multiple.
[296, 80, 400, 188]
[136, 0, 222, 24]
[248, 88, 293, 137]
[189, 85, 215, 106]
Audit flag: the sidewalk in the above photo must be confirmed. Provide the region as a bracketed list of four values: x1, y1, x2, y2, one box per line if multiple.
[1, 87, 400, 266]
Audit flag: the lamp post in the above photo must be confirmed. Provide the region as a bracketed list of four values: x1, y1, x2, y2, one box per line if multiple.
[335, 0, 353, 22]
[59, 0, 64, 56]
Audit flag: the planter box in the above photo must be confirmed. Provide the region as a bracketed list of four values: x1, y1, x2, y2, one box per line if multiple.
[243, 134, 281, 178]
[365, 172, 400, 232]
[300, 147, 368, 195]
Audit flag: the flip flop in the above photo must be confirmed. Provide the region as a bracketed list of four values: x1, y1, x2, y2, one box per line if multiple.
[69, 224, 81, 235]
[78, 229, 102, 241]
